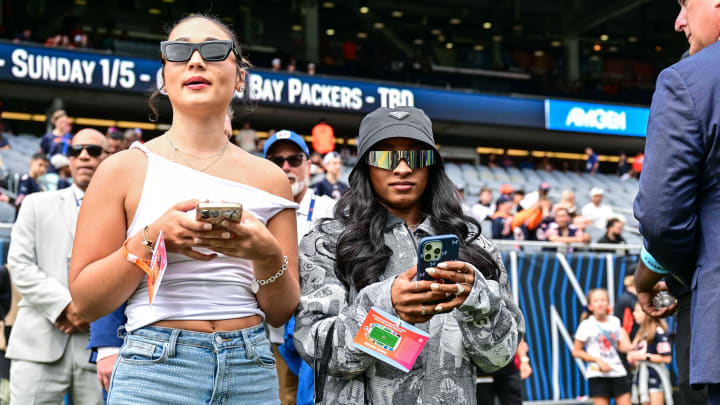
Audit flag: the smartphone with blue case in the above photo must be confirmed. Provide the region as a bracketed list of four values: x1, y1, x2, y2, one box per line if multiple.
[416, 234, 460, 282]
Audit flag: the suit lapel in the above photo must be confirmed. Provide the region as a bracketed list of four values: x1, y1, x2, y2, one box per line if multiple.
[59, 188, 78, 240]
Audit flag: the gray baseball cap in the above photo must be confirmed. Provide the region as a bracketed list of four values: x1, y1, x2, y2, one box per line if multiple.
[356, 106, 438, 159]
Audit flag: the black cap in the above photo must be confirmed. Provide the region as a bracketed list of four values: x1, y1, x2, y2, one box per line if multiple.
[356, 106, 438, 159]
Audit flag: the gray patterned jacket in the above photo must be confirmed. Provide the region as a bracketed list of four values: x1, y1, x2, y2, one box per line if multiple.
[294, 214, 525, 404]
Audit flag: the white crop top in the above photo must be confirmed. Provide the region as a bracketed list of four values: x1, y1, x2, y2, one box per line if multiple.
[124, 142, 297, 332]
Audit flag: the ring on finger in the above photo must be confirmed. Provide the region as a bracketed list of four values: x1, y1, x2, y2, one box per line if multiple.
[464, 274, 469, 285]
[456, 283, 465, 295]
[421, 305, 427, 316]
[414, 280, 419, 292]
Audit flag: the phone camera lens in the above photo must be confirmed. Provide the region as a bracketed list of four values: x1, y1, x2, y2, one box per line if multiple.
[424, 254, 431, 261]
[434, 248, 440, 255]
[425, 244, 432, 251]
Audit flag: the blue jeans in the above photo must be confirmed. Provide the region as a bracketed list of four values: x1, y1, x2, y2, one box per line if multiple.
[107, 324, 280, 404]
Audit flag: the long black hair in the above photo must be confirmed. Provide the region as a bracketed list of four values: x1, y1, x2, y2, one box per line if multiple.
[326, 155, 501, 292]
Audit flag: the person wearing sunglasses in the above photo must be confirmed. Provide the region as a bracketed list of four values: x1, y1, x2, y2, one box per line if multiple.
[6, 129, 108, 405]
[68, 14, 299, 404]
[263, 130, 336, 405]
[294, 106, 524, 404]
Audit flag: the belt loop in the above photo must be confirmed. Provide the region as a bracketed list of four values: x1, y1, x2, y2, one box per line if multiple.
[167, 329, 180, 358]
[116, 325, 127, 339]
[242, 328, 255, 360]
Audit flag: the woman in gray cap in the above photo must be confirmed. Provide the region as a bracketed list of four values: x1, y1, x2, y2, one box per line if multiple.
[294, 106, 524, 404]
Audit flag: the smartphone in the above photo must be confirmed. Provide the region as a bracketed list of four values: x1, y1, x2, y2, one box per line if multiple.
[416, 234, 460, 281]
[196, 202, 243, 224]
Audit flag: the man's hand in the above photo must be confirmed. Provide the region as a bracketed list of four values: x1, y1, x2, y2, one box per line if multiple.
[634, 260, 677, 318]
[54, 315, 77, 334]
[55, 301, 89, 333]
[97, 354, 118, 391]
[637, 281, 677, 318]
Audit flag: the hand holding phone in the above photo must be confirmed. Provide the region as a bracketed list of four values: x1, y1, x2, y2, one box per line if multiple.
[416, 235, 460, 306]
[416, 235, 460, 282]
[196, 202, 243, 224]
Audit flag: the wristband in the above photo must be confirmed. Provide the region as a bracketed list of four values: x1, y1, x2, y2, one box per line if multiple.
[640, 247, 670, 275]
[121, 239, 153, 276]
[520, 356, 530, 363]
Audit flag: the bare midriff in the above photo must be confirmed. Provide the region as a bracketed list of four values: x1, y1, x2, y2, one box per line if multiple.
[153, 315, 263, 333]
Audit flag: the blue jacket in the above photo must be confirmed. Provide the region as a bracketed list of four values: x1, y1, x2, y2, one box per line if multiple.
[87, 304, 126, 362]
[634, 42, 720, 386]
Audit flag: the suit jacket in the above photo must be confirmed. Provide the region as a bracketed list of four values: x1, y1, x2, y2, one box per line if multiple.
[634, 42, 720, 385]
[5, 187, 93, 370]
[87, 304, 126, 362]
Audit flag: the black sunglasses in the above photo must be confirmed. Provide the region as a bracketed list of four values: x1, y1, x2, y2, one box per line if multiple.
[68, 144, 105, 158]
[268, 154, 305, 168]
[160, 40, 238, 62]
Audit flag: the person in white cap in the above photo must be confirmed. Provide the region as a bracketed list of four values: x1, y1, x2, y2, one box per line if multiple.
[314, 151, 348, 200]
[581, 187, 615, 230]
[50, 154, 72, 189]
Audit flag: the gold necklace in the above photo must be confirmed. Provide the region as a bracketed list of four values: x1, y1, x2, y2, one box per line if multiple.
[165, 133, 229, 172]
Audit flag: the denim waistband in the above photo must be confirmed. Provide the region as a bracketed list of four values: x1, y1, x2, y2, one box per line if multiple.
[127, 323, 268, 353]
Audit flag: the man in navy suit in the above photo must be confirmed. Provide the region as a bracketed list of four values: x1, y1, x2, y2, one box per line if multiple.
[634, 0, 720, 403]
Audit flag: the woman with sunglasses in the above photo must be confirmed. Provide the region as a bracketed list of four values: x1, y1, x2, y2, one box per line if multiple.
[294, 106, 525, 404]
[68, 14, 299, 404]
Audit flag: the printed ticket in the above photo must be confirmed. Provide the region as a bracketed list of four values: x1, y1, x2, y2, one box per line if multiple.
[146, 231, 168, 305]
[352, 307, 429, 373]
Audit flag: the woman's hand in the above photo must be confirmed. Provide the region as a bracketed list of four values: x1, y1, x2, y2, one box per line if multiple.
[147, 199, 223, 261]
[425, 261, 476, 306]
[391, 263, 473, 324]
[193, 210, 282, 262]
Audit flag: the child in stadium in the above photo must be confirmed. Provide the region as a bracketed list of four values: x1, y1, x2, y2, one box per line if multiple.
[573, 289, 635, 405]
[293, 106, 524, 405]
[627, 303, 673, 405]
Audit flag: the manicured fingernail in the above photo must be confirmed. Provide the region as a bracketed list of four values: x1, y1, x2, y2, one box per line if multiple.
[431, 283, 439, 291]
[435, 305, 443, 312]
[437, 263, 448, 269]
[203, 223, 212, 230]
[194, 238, 202, 244]
[221, 220, 229, 227]
[445, 293, 452, 297]
[222, 232, 231, 239]
[426, 268, 436, 275]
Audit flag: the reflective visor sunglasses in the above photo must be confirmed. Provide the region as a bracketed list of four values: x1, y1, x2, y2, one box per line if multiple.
[160, 40, 238, 62]
[367, 149, 435, 171]
[268, 153, 306, 168]
[68, 144, 105, 158]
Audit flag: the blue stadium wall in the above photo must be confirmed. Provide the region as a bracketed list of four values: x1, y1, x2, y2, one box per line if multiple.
[502, 252, 678, 401]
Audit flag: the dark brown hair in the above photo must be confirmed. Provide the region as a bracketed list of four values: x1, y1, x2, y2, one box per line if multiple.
[148, 13, 252, 121]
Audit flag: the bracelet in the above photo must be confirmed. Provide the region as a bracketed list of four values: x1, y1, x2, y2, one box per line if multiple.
[251, 256, 288, 294]
[640, 247, 670, 275]
[141, 225, 154, 254]
[121, 239, 153, 276]
[520, 356, 530, 363]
